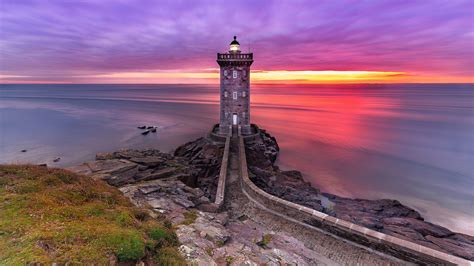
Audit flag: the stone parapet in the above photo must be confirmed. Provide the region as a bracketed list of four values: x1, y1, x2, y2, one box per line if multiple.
[214, 133, 231, 210]
[209, 124, 229, 143]
[238, 136, 472, 265]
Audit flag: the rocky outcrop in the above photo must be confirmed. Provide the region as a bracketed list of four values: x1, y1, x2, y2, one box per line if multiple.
[246, 130, 474, 261]
[174, 137, 224, 201]
[68, 130, 473, 262]
[68, 136, 329, 265]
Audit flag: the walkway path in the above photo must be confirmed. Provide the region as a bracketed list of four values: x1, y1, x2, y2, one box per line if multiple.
[222, 130, 406, 265]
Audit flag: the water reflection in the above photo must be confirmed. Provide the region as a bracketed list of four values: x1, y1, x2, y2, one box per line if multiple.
[1, 83, 473, 234]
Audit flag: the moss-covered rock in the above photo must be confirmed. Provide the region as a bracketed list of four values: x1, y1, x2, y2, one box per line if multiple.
[0, 165, 185, 265]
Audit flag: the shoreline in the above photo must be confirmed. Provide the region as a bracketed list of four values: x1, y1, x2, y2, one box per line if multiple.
[65, 127, 473, 261]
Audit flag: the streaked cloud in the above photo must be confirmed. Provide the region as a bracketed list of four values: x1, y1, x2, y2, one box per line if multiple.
[0, 0, 472, 83]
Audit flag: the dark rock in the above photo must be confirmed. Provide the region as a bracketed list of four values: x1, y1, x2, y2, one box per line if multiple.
[174, 137, 224, 201]
[247, 128, 474, 260]
[21, 149, 27, 152]
[96, 152, 114, 160]
[137, 125, 146, 129]
[142, 130, 150, 135]
[105, 165, 139, 186]
[426, 235, 474, 260]
[134, 167, 177, 182]
[137, 165, 148, 171]
[129, 156, 165, 167]
[382, 217, 453, 238]
[53, 157, 60, 162]
[197, 203, 219, 213]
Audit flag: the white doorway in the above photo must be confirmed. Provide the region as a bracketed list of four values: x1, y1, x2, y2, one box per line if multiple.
[232, 114, 238, 125]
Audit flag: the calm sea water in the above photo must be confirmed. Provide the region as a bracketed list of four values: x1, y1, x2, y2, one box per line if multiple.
[1, 84, 473, 235]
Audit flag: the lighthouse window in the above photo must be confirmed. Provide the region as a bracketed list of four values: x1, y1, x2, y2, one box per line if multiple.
[233, 70, 237, 79]
[224, 91, 228, 97]
[224, 70, 227, 76]
[233, 91, 237, 100]
[242, 112, 246, 118]
[242, 91, 246, 97]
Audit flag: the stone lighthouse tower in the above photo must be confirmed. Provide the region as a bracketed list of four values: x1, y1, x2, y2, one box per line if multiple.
[217, 36, 253, 135]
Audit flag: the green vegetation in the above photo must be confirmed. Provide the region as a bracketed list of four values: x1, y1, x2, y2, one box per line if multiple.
[181, 209, 198, 225]
[225, 255, 234, 265]
[205, 246, 214, 256]
[0, 165, 185, 265]
[256, 234, 273, 248]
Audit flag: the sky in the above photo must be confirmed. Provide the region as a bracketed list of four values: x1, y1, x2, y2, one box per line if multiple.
[0, 0, 473, 84]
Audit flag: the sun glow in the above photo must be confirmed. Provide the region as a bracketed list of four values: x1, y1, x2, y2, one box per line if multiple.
[87, 70, 409, 84]
[2, 70, 471, 84]
[251, 70, 407, 83]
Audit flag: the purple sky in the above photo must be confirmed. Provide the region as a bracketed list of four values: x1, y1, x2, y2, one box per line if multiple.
[0, 0, 473, 83]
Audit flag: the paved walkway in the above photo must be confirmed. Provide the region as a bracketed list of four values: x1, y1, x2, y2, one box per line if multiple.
[222, 131, 408, 265]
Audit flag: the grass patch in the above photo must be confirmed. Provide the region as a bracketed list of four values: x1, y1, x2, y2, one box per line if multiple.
[225, 255, 234, 265]
[181, 209, 198, 225]
[154, 247, 184, 265]
[256, 234, 273, 249]
[205, 246, 213, 256]
[0, 165, 185, 265]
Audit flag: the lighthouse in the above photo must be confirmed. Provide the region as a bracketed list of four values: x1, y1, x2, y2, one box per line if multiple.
[217, 36, 253, 135]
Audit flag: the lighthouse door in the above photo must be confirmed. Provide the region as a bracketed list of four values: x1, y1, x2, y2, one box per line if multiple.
[232, 114, 238, 125]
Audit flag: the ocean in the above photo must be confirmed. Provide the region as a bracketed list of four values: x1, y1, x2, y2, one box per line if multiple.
[1, 83, 473, 235]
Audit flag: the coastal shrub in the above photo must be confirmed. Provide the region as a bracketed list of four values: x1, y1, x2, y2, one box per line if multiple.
[182, 209, 198, 225]
[105, 231, 145, 261]
[225, 255, 234, 265]
[132, 208, 149, 221]
[84, 202, 106, 216]
[148, 226, 179, 248]
[205, 246, 214, 256]
[256, 234, 272, 248]
[149, 227, 168, 241]
[154, 247, 184, 265]
[0, 165, 184, 265]
[114, 211, 134, 226]
[163, 219, 173, 229]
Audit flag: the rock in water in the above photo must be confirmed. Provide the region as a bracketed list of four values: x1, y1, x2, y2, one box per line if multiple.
[53, 157, 61, 162]
[21, 149, 27, 152]
[142, 130, 150, 135]
[137, 125, 146, 129]
[151, 128, 157, 133]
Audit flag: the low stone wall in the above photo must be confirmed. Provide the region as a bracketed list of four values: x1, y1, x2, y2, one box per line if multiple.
[209, 124, 228, 142]
[238, 136, 471, 265]
[214, 134, 231, 209]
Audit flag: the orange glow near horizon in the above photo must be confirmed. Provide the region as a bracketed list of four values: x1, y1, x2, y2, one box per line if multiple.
[0, 70, 472, 84]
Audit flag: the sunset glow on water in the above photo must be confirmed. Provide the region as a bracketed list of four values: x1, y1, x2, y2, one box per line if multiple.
[1, 83, 473, 235]
[1, 1, 473, 256]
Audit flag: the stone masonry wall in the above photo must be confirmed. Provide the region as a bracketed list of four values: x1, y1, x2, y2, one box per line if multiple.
[238, 136, 471, 265]
[218, 54, 252, 134]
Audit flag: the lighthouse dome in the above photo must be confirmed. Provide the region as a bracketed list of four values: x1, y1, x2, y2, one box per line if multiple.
[229, 36, 240, 53]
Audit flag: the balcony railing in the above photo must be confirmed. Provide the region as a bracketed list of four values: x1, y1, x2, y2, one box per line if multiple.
[217, 53, 253, 60]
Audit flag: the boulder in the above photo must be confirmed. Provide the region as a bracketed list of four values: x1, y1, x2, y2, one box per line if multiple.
[426, 235, 474, 260]
[105, 165, 139, 186]
[134, 167, 177, 182]
[129, 156, 165, 167]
